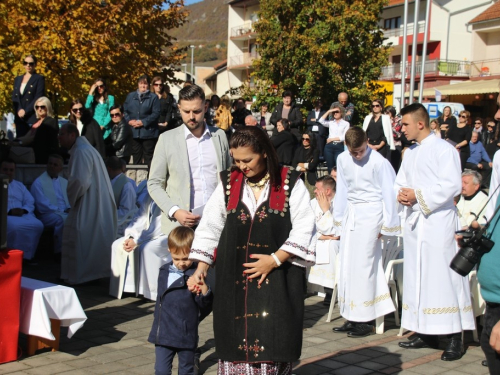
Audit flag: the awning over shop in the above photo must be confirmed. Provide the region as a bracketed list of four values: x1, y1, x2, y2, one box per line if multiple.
[406, 79, 500, 97]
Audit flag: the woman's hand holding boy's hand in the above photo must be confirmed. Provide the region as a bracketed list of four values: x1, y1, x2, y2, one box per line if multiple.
[187, 276, 208, 295]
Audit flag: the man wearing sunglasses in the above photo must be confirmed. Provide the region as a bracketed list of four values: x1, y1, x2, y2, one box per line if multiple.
[12, 55, 45, 138]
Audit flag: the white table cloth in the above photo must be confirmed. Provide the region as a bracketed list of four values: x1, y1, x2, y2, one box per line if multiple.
[20, 277, 87, 340]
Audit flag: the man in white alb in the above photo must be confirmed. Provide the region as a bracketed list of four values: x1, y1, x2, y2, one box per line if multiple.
[30, 154, 71, 254]
[332, 127, 400, 337]
[148, 84, 231, 236]
[308, 175, 339, 305]
[456, 170, 488, 228]
[106, 156, 137, 238]
[2, 160, 44, 261]
[395, 103, 474, 361]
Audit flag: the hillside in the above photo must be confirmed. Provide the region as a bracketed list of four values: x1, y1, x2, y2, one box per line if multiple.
[171, 0, 228, 44]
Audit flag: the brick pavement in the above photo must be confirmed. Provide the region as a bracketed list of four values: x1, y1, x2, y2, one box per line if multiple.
[0, 258, 491, 375]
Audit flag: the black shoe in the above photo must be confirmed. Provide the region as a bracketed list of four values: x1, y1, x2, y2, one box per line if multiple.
[399, 336, 439, 349]
[347, 323, 375, 338]
[441, 337, 465, 361]
[482, 360, 488, 367]
[333, 321, 355, 333]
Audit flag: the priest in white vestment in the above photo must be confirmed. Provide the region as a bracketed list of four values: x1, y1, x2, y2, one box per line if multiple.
[2, 161, 44, 260]
[30, 154, 71, 254]
[59, 124, 117, 285]
[486, 149, 500, 220]
[456, 170, 488, 228]
[395, 103, 474, 361]
[106, 156, 137, 238]
[332, 127, 400, 338]
[308, 175, 339, 304]
[109, 193, 169, 300]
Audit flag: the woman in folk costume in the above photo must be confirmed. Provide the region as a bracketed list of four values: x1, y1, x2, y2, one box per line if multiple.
[189, 126, 316, 374]
[332, 126, 400, 337]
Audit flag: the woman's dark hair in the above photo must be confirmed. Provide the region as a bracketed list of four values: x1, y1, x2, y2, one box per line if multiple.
[151, 76, 166, 99]
[282, 90, 293, 98]
[138, 75, 150, 85]
[210, 95, 220, 108]
[439, 105, 453, 122]
[384, 105, 397, 118]
[371, 99, 384, 114]
[303, 131, 317, 161]
[229, 127, 281, 189]
[279, 118, 290, 130]
[92, 77, 109, 104]
[80, 108, 94, 125]
[68, 98, 84, 124]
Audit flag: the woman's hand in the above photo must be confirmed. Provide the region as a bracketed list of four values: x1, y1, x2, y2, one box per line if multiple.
[18, 109, 25, 118]
[192, 262, 210, 286]
[243, 254, 277, 285]
[89, 84, 96, 95]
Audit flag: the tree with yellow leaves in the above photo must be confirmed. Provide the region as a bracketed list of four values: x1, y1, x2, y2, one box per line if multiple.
[0, 0, 187, 116]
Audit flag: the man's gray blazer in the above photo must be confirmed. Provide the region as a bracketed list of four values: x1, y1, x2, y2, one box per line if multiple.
[147, 124, 231, 234]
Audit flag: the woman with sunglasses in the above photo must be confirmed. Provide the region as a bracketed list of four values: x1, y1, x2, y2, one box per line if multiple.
[12, 96, 58, 164]
[437, 106, 457, 138]
[446, 110, 472, 171]
[362, 99, 394, 161]
[292, 131, 320, 198]
[319, 103, 349, 173]
[85, 78, 115, 140]
[151, 76, 174, 134]
[69, 99, 106, 158]
[106, 105, 133, 163]
[12, 54, 46, 138]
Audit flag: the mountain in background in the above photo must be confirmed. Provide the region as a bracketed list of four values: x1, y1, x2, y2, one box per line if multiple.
[171, 0, 229, 63]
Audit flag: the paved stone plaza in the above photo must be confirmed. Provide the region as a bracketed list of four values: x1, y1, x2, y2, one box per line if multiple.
[0, 258, 491, 375]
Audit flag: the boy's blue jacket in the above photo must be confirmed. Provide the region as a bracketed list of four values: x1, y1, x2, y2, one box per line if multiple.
[148, 261, 213, 348]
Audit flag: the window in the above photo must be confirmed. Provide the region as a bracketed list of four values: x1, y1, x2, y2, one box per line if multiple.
[384, 17, 401, 30]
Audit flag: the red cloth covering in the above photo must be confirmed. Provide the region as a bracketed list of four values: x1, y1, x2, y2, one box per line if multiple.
[0, 249, 23, 364]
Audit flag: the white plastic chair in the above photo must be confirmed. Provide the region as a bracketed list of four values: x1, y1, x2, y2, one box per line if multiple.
[468, 270, 485, 342]
[375, 235, 404, 335]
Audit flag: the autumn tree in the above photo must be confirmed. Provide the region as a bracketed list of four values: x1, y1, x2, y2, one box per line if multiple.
[252, 0, 391, 124]
[0, 0, 188, 116]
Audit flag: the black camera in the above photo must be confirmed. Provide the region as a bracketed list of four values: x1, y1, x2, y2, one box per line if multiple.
[450, 228, 495, 276]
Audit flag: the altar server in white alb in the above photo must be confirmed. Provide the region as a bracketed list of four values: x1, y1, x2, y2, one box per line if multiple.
[395, 103, 474, 361]
[105, 156, 137, 238]
[58, 124, 117, 285]
[308, 175, 339, 305]
[110, 190, 169, 300]
[2, 160, 44, 261]
[30, 154, 71, 254]
[332, 127, 400, 338]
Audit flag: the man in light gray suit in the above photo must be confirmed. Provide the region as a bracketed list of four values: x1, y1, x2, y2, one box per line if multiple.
[148, 84, 231, 235]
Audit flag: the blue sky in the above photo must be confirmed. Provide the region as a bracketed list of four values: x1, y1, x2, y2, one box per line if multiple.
[184, 0, 202, 4]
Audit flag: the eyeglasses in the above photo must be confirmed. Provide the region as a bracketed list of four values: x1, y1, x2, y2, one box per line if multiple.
[302, 137, 310, 141]
[460, 115, 467, 118]
[110, 112, 121, 118]
[153, 83, 163, 87]
[96, 85, 104, 89]
[475, 121, 482, 124]
[332, 111, 340, 114]
[72, 107, 83, 113]
[488, 124, 495, 127]
[372, 104, 381, 108]
[23, 61, 35, 66]
[35, 105, 46, 110]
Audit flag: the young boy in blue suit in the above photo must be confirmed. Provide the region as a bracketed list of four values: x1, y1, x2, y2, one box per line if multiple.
[148, 226, 213, 375]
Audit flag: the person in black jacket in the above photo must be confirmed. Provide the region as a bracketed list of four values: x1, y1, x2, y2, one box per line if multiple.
[306, 99, 327, 159]
[12, 54, 45, 138]
[12, 96, 58, 164]
[123, 75, 161, 165]
[231, 98, 251, 130]
[69, 100, 106, 159]
[270, 90, 303, 142]
[106, 105, 133, 164]
[148, 226, 213, 375]
[271, 118, 297, 166]
[292, 131, 320, 198]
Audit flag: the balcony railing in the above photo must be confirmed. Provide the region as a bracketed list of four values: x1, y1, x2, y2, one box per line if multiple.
[383, 21, 426, 38]
[228, 52, 260, 68]
[230, 22, 255, 38]
[380, 59, 472, 80]
[469, 59, 500, 77]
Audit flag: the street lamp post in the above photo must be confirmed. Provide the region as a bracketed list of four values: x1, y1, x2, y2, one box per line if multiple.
[181, 63, 187, 82]
[190, 45, 195, 83]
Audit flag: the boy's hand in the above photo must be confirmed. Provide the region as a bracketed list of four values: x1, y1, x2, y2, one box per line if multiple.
[187, 276, 206, 295]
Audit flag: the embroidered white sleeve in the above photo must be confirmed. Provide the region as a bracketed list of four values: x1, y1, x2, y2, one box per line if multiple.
[280, 178, 316, 266]
[189, 182, 227, 265]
